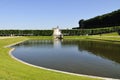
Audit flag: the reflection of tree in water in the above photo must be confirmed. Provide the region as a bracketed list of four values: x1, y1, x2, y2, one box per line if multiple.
[78, 41, 120, 64]
[14, 40, 53, 47]
[14, 40, 120, 64]
[62, 40, 120, 64]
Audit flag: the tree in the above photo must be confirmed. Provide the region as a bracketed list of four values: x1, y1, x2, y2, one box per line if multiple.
[79, 19, 84, 29]
[78, 9, 120, 29]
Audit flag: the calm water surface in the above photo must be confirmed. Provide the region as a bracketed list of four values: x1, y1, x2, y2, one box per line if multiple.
[12, 40, 120, 79]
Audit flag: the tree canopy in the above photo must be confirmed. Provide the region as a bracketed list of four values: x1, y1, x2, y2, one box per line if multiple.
[78, 9, 120, 29]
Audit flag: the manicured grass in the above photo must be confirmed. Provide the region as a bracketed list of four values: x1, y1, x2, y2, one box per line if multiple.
[64, 36, 88, 40]
[64, 32, 120, 44]
[0, 37, 100, 80]
[100, 32, 119, 36]
[88, 32, 120, 43]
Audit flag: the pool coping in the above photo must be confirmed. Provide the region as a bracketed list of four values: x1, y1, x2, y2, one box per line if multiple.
[7, 40, 119, 80]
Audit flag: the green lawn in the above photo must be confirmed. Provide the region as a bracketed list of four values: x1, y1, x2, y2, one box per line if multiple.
[100, 32, 119, 36]
[64, 32, 120, 44]
[87, 32, 120, 43]
[0, 37, 100, 80]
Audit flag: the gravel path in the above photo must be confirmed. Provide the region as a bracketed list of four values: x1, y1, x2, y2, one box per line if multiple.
[0, 36, 19, 39]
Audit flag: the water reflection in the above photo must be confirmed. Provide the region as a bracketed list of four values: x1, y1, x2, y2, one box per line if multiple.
[79, 41, 120, 64]
[62, 40, 120, 64]
[53, 39, 63, 48]
[12, 40, 120, 79]
[14, 40, 54, 48]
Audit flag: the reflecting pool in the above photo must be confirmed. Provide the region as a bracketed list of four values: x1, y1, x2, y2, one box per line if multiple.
[12, 40, 120, 79]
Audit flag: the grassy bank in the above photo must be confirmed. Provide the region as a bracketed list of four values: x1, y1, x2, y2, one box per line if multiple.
[64, 32, 120, 43]
[0, 37, 99, 80]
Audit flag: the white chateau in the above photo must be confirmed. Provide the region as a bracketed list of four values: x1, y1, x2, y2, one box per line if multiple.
[53, 26, 63, 39]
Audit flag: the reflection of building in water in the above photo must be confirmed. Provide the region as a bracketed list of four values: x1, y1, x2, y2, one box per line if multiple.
[53, 39, 63, 48]
[53, 26, 63, 39]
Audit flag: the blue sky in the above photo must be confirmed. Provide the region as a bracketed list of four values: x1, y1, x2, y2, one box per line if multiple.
[0, 0, 120, 29]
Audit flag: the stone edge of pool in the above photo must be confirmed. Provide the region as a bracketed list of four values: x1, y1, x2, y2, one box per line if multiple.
[7, 40, 119, 80]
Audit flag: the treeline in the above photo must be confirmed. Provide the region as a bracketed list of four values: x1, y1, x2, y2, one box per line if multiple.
[0, 26, 119, 36]
[0, 30, 53, 36]
[78, 9, 120, 29]
[62, 26, 120, 35]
